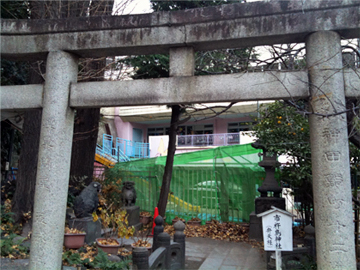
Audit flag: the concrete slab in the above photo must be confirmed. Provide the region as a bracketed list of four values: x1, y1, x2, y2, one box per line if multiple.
[185, 237, 266, 270]
[185, 257, 205, 270]
[242, 248, 267, 270]
[219, 266, 240, 270]
[222, 257, 246, 266]
[228, 244, 251, 255]
[0, 259, 30, 270]
[199, 257, 225, 270]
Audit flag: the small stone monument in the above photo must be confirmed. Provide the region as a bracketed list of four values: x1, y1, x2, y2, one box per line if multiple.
[249, 141, 286, 241]
[73, 182, 101, 218]
[70, 182, 102, 244]
[121, 181, 142, 230]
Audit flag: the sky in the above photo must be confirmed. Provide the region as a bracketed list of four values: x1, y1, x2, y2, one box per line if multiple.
[115, 0, 151, 15]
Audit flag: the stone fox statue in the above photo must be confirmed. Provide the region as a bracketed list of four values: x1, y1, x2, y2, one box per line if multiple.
[121, 181, 136, 206]
[73, 182, 101, 218]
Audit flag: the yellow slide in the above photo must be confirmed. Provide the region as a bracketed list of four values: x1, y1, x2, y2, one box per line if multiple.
[95, 153, 116, 168]
[168, 193, 201, 212]
[138, 177, 201, 212]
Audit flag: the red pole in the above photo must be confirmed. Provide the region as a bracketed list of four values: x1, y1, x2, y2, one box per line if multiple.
[152, 207, 159, 235]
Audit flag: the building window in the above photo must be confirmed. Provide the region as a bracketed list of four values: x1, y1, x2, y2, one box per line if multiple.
[228, 122, 254, 133]
[192, 124, 213, 135]
[148, 127, 170, 136]
[149, 124, 214, 136]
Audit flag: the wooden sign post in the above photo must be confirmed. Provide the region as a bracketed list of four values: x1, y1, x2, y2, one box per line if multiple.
[257, 206, 295, 270]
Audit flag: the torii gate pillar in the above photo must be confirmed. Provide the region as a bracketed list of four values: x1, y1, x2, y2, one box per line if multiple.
[29, 51, 78, 270]
[307, 31, 356, 269]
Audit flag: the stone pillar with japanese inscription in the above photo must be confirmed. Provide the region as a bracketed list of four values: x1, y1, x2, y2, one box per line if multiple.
[306, 31, 356, 269]
[29, 51, 78, 270]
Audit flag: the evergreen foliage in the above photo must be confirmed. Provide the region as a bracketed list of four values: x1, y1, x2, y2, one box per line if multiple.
[122, 47, 253, 79]
[251, 100, 360, 225]
[1, 122, 22, 167]
[1, 1, 29, 19]
[1, 1, 30, 87]
[62, 249, 131, 269]
[1, 59, 29, 86]
[123, 54, 170, 79]
[0, 233, 29, 258]
[89, 249, 131, 269]
[251, 101, 313, 224]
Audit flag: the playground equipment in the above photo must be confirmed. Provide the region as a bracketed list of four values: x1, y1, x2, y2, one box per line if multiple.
[101, 134, 149, 162]
[95, 134, 150, 167]
[168, 193, 201, 213]
[95, 146, 116, 168]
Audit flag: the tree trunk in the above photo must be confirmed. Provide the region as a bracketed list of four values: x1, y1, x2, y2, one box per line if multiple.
[157, 105, 181, 217]
[12, 60, 44, 223]
[12, 110, 42, 223]
[69, 54, 108, 185]
[70, 108, 100, 185]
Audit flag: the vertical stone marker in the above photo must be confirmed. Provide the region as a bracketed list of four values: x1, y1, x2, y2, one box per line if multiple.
[29, 51, 78, 270]
[169, 47, 195, 77]
[306, 31, 356, 269]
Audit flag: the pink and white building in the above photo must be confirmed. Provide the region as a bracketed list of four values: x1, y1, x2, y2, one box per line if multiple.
[99, 102, 262, 156]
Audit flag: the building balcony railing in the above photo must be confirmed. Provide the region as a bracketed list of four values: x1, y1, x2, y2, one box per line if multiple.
[100, 134, 149, 163]
[177, 133, 240, 147]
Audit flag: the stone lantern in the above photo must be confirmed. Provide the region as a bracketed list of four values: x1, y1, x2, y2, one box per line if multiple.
[249, 141, 285, 240]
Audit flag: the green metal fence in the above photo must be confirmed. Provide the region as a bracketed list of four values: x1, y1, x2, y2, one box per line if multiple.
[106, 143, 265, 224]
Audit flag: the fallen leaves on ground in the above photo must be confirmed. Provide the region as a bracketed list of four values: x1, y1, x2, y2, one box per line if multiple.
[64, 227, 85, 234]
[97, 238, 119, 246]
[81, 245, 97, 261]
[188, 217, 201, 222]
[1, 250, 29, 260]
[62, 244, 132, 267]
[164, 220, 264, 250]
[132, 239, 151, 248]
[172, 216, 186, 223]
[140, 211, 151, 217]
[119, 247, 132, 257]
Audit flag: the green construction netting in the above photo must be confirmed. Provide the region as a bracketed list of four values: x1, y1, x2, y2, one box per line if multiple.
[106, 143, 265, 224]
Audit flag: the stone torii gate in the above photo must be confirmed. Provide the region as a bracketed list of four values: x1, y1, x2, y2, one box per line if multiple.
[1, 1, 360, 269]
